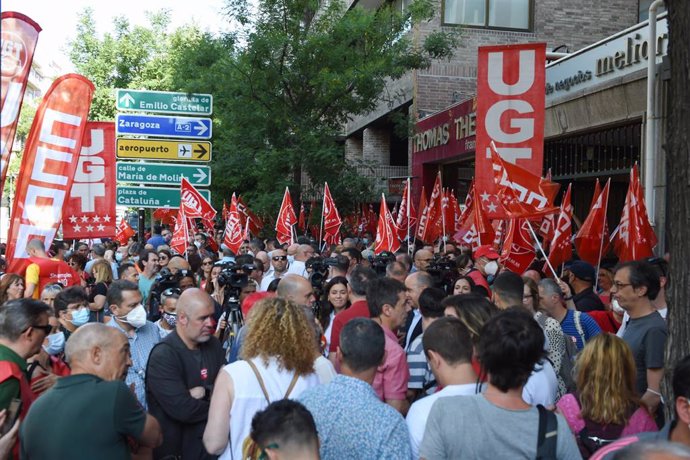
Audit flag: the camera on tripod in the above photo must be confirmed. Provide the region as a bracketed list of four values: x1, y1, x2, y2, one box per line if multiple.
[370, 251, 395, 275]
[148, 268, 181, 320]
[427, 255, 456, 294]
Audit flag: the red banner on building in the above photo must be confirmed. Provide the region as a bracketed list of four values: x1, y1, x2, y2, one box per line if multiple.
[475, 43, 546, 219]
[62, 122, 116, 239]
[6, 74, 94, 265]
[1, 12, 42, 195]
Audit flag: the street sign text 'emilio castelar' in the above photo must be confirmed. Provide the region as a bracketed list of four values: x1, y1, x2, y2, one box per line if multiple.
[116, 89, 213, 116]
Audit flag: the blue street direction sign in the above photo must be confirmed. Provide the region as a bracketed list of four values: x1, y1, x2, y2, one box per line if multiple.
[117, 186, 211, 208]
[116, 89, 213, 116]
[116, 113, 212, 139]
[116, 138, 211, 162]
[117, 162, 211, 187]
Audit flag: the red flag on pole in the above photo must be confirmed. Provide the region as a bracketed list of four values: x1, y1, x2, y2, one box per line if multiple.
[500, 219, 536, 274]
[548, 183, 573, 269]
[575, 179, 610, 266]
[460, 188, 495, 251]
[223, 194, 244, 254]
[374, 194, 400, 254]
[396, 178, 417, 242]
[275, 187, 296, 245]
[298, 202, 306, 232]
[489, 143, 559, 219]
[1, 12, 42, 194]
[237, 196, 263, 236]
[416, 173, 443, 244]
[613, 165, 657, 261]
[590, 179, 602, 211]
[6, 74, 94, 266]
[180, 177, 216, 221]
[153, 207, 178, 226]
[115, 218, 136, 245]
[170, 209, 189, 255]
[322, 182, 342, 243]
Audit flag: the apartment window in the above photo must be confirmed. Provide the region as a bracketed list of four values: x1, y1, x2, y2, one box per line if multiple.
[444, 0, 531, 30]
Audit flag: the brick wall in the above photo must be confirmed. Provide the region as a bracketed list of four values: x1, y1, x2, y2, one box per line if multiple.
[363, 127, 390, 164]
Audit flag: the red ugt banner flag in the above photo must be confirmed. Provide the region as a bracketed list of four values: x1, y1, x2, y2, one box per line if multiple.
[322, 182, 342, 241]
[62, 122, 116, 239]
[224, 193, 244, 254]
[275, 187, 296, 244]
[1, 12, 41, 195]
[613, 165, 657, 262]
[548, 183, 573, 269]
[180, 177, 216, 221]
[115, 218, 135, 245]
[6, 74, 94, 265]
[374, 194, 400, 254]
[475, 43, 546, 219]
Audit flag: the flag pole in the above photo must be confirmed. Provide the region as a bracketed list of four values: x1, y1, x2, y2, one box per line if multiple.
[526, 219, 558, 279]
[406, 177, 411, 255]
[594, 179, 611, 292]
[441, 188, 447, 254]
[319, 184, 326, 247]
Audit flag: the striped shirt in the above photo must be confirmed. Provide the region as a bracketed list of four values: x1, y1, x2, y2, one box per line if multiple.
[560, 309, 602, 350]
[406, 334, 435, 394]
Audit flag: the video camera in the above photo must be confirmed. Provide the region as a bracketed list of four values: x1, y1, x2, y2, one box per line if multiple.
[216, 262, 252, 361]
[369, 251, 396, 276]
[148, 268, 181, 319]
[427, 255, 456, 294]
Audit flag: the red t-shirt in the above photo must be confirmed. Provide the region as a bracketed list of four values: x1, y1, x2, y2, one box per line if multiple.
[328, 300, 369, 354]
[588, 310, 622, 334]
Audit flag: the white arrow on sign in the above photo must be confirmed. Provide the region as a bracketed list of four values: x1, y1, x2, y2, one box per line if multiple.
[193, 120, 209, 137]
[193, 168, 208, 183]
[119, 92, 135, 107]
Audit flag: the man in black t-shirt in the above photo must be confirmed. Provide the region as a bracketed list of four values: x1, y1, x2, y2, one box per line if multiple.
[564, 260, 606, 312]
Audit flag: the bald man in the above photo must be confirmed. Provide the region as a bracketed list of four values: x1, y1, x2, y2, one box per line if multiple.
[277, 274, 316, 308]
[167, 254, 191, 275]
[21, 324, 162, 458]
[413, 249, 433, 273]
[403, 272, 434, 350]
[146, 289, 224, 460]
[286, 244, 315, 278]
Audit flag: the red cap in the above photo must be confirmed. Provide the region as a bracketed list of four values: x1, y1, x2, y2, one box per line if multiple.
[473, 245, 500, 260]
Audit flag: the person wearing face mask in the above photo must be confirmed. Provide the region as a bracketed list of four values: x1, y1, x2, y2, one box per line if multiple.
[466, 245, 500, 298]
[54, 286, 93, 341]
[105, 280, 161, 409]
[156, 289, 180, 338]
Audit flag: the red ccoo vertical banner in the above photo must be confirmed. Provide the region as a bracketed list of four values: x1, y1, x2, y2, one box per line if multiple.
[475, 43, 546, 219]
[6, 74, 94, 266]
[1, 12, 42, 194]
[62, 122, 116, 239]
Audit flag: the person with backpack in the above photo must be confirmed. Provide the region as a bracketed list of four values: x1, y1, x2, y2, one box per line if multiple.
[556, 333, 657, 458]
[203, 297, 320, 460]
[539, 278, 602, 351]
[419, 308, 581, 459]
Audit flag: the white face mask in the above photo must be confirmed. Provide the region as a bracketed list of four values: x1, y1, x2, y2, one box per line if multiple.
[194, 241, 202, 249]
[484, 261, 499, 276]
[118, 304, 147, 329]
[611, 299, 625, 315]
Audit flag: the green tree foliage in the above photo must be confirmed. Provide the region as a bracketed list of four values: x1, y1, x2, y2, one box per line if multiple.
[68, 8, 176, 120]
[168, 0, 459, 218]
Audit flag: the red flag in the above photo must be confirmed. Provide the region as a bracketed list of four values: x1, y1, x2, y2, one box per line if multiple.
[416, 173, 443, 243]
[6, 74, 94, 265]
[460, 189, 496, 251]
[590, 179, 602, 211]
[115, 218, 135, 245]
[366, 203, 378, 235]
[62, 122, 116, 239]
[613, 165, 657, 262]
[1, 12, 42, 193]
[548, 183, 573, 269]
[500, 219, 536, 274]
[322, 182, 342, 241]
[456, 182, 475, 234]
[396, 178, 417, 241]
[223, 194, 243, 254]
[180, 177, 216, 221]
[275, 187, 296, 244]
[153, 207, 178, 226]
[374, 194, 400, 254]
[575, 179, 610, 266]
[490, 143, 559, 219]
[492, 219, 506, 251]
[237, 196, 263, 236]
[222, 200, 229, 221]
[170, 209, 189, 255]
[416, 187, 428, 236]
[298, 202, 306, 232]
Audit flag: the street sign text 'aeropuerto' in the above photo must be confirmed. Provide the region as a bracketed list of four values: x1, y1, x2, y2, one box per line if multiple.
[117, 89, 212, 116]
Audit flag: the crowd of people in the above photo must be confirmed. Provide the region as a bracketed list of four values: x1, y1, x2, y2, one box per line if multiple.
[0, 224, 685, 460]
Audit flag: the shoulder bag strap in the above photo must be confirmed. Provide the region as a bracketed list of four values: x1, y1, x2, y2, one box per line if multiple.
[536, 404, 559, 459]
[246, 359, 272, 404]
[283, 373, 300, 399]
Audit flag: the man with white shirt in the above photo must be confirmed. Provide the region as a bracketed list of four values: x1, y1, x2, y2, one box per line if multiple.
[406, 316, 480, 459]
[286, 244, 315, 278]
[403, 271, 433, 351]
[260, 248, 289, 290]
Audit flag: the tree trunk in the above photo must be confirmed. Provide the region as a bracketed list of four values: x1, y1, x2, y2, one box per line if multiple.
[664, 0, 690, 407]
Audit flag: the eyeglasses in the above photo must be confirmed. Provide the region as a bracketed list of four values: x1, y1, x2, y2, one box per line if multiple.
[158, 255, 168, 260]
[613, 282, 633, 289]
[272, 256, 287, 261]
[29, 324, 53, 335]
[202, 261, 213, 266]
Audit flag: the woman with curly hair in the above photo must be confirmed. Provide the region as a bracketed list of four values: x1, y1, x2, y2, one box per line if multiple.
[0, 274, 25, 304]
[203, 297, 321, 459]
[556, 333, 657, 457]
